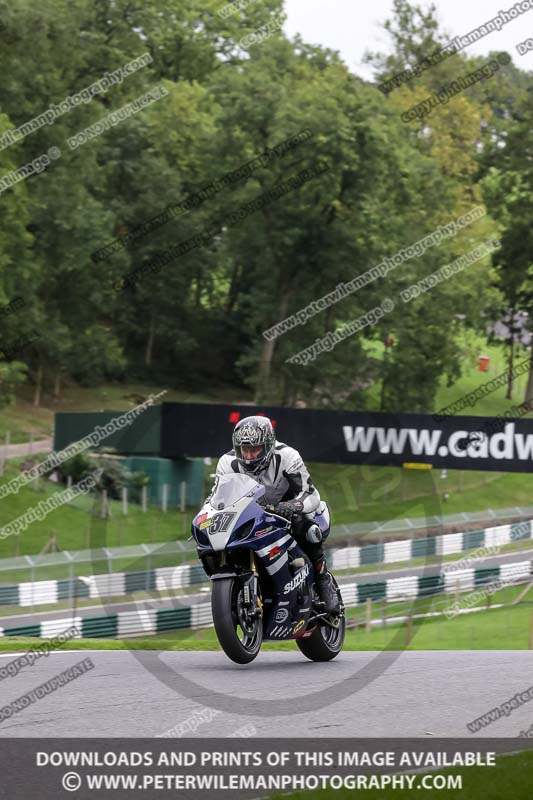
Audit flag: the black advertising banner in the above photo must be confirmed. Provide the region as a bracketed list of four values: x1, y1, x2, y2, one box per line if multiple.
[160, 402, 533, 473]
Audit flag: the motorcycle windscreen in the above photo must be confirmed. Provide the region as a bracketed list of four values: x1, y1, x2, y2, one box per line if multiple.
[211, 473, 264, 507]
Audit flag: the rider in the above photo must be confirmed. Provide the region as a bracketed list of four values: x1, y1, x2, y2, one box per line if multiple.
[214, 415, 339, 613]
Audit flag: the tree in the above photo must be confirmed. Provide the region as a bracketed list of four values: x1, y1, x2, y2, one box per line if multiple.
[481, 93, 533, 401]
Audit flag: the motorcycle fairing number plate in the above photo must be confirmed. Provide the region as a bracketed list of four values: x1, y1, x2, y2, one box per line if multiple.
[208, 511, 236, 534]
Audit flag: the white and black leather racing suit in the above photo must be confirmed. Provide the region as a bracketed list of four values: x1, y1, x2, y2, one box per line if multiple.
[215, 440, 331, 570]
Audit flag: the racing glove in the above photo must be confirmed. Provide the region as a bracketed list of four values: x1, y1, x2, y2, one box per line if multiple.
[268, 499, 304, 519]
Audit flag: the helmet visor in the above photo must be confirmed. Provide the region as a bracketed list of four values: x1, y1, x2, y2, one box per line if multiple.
[235, 443, 266, 469]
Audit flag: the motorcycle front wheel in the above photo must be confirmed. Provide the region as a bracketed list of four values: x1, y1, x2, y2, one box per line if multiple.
[212, 577, 263, 664]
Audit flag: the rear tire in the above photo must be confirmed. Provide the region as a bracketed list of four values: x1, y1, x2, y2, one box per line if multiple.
[212, 577, 262, 664]
[296, 576, 345, 662]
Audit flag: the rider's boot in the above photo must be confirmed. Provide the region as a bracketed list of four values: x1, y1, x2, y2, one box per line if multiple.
[292, 517, 340, 614]
[314, 557, 340, 614]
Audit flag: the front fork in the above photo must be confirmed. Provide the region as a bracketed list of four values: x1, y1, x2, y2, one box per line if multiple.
[212, 550, 262, 619]
[242, 551, 262, 618]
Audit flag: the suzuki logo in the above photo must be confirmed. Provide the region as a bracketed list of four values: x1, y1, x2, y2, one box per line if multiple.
[283, 564, 310, 594]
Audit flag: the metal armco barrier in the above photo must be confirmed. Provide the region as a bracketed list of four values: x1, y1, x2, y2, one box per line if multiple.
[331, 519, 533, 570]
[0, 519, 531, 608]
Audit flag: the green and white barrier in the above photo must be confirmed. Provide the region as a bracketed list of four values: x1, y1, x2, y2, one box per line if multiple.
[1, 559, 529, 639]
[0, 564, 207, 608]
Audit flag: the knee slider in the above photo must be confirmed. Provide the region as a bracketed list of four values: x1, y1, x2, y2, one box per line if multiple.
[306, 524, 322, 544]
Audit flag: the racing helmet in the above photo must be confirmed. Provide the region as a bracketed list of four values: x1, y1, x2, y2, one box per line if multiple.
[232, 415, 275, 474]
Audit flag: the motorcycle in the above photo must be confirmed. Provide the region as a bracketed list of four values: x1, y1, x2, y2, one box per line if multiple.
[191, 473, 345, 664]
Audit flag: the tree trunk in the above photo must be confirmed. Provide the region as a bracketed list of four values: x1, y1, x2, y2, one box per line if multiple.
[255, 292, 290, 404]
[524, 341, 533, 404]
[255, 338, 276, 404]
[144, 316, 155, 366]
[33, 357, 43, 407]
[53, 371, 61, 400]
[506, 337, 515, 400]
[225, 262, 241, 315]
[380, 351, 388, 411]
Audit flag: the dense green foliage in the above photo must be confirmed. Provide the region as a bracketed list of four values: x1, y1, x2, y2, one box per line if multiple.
[0, 0, 531, 410]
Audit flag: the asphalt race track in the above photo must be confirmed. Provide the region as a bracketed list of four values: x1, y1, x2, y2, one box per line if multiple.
[0, 650, 530, 738]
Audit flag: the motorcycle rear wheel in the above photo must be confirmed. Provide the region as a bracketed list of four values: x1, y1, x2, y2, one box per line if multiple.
[296, 576, 345, 662]
[212, 577, 263, 664]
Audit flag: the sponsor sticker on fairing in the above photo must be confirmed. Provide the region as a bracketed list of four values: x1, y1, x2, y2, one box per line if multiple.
[270, 624, 292, 637]
[254, 526, 274, 536]
[283, 564, 310, 594]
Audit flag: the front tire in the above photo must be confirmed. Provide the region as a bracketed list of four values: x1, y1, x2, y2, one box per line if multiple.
[296, 576, 345, 662]
[212, 577, 263, 664]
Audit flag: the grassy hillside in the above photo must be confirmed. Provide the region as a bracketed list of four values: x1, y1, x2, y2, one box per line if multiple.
[365, 330, 531, 417]
[312, 463, 523, 525]
[0, 456, 191, 560]
[0, 382, 251, 443]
